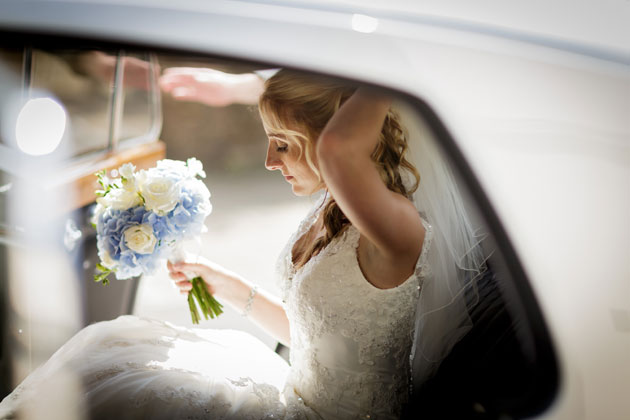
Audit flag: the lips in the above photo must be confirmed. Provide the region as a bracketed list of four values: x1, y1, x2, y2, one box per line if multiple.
[284, 175, 294, 181]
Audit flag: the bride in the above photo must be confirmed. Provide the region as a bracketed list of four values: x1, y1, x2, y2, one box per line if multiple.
[0, 70, 484, 419]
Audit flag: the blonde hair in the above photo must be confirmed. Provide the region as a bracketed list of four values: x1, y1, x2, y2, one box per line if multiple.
[259, 70, 420, 268]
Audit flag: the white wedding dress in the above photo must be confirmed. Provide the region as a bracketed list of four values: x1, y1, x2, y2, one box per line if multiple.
[0, 199, 432, 420]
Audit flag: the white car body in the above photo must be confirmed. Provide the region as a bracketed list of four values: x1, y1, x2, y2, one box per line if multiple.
[0, 1, 628, 418]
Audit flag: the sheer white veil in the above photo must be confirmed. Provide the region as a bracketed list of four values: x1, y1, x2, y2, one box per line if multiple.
[395, 102, 488, 388]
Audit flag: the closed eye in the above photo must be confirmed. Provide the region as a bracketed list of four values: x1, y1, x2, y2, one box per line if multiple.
[271, 137, 289, 153]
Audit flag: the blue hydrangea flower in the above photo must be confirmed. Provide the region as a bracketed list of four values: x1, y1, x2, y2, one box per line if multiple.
[95, 160, 212, 281]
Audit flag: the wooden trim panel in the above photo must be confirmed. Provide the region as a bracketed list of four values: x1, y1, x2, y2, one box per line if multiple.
[63, 141, 166, 211]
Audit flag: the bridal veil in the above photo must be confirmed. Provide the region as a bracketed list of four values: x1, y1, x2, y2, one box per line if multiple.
[397, 102, 488, 388]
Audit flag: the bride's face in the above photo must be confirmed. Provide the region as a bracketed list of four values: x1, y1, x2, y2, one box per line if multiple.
[264, 130, 322, 196]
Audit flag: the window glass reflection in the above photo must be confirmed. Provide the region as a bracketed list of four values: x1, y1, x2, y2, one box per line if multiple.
[119, 52, 159, 146]
[30, 49, 113, 156]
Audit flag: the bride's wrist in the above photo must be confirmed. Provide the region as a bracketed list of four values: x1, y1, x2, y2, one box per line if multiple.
[212, 275, 255, 312]
[231, 73, 264, 105]
[241, 285, 258, 317]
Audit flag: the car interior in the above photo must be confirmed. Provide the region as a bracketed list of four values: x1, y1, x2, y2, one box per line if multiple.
[0, 35, 558, 419]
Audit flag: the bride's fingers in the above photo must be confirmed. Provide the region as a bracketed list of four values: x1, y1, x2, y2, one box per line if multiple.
[175, 280, 193, 292]
[168, 271, 188, 281]
[171, 262, 208, 276]
[167, 261, 197, 277]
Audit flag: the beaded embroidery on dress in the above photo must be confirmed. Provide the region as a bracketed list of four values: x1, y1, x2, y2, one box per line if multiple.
[0, 197, 432, 420]
[278, 196, 433, 419]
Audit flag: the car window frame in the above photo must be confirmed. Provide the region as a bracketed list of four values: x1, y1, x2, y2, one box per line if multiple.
[0, 30, 560, 417]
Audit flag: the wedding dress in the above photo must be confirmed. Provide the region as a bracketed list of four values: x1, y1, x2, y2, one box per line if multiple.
[0, 197, 433, 420]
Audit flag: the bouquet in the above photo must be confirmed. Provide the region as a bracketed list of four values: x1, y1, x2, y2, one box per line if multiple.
[92, 158, 223, 323]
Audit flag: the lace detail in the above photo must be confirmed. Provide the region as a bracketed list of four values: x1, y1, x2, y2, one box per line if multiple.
[417, 218, 433, 278]
[278, 203, 433, 418]
[276, 193, 327, 303]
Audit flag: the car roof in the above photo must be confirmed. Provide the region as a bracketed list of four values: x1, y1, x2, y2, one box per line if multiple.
[272, 0, 630, 59]
[0, 0, 628, 64]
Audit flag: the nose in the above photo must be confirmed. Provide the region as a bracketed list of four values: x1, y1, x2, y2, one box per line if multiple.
[265, 144, 282, 171]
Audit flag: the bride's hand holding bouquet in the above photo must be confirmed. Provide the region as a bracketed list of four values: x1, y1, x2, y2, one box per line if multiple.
[167, 257, 259, 317]
[92, 158, 223, 323]
[167, 257, 237, 302]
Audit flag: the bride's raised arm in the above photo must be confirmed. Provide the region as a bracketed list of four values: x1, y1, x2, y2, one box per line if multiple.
[316, 88, 426, 287]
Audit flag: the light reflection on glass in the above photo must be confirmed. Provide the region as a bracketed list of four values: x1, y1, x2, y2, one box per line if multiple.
[15, 97, 67, 156]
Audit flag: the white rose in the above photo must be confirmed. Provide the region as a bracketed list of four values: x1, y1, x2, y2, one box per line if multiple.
[137, 170, 180, 215]
[98, 249, 117, 269]
[97, 187, 142, 210]
[123, 224, 157, 254]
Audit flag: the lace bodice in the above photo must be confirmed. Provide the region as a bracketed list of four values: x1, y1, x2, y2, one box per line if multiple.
[277, 197, 433, 419]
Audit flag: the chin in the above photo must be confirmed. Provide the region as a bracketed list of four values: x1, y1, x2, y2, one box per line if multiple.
[291, 186, 309, 197]
[291, 183, 322, 197]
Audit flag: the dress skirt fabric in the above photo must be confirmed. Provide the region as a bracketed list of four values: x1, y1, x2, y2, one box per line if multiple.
[1, 316, 297, 420]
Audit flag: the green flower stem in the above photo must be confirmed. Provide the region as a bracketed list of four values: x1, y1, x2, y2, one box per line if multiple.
[187, 276, 223, 324]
